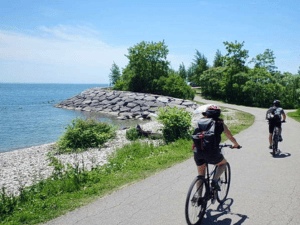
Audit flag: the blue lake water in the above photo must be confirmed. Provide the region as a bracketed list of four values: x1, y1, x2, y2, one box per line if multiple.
[0, 83, 115, 153]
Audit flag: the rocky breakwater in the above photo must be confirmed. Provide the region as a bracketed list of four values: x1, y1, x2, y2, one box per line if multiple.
[54, 87, 198, 119]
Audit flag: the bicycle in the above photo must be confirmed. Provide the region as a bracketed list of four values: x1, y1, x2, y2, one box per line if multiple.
[185, 144, 240, 225]
[271, 120, 285, 157]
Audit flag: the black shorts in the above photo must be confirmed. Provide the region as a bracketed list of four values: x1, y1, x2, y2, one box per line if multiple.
[194, 149, 224, 166]
[269, 121, 282, 134]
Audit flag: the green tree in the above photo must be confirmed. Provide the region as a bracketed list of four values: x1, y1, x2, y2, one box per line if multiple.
[250, 49, 277, 74]
[213, 49, 223, 67]
[187, 63, 197, 84]
[121, 40, 169, 93]
[190, 50, 209, 85]
[222, 41, 249, 71]
[113, 40, 194, 99]
[279, 73, 300, 108]
[199, 67, 226, 99]
[178, 63, 187, 81]
[242, 67, 277, 107]
[109, 62, 121, 86]
[222, 41, 249, 101]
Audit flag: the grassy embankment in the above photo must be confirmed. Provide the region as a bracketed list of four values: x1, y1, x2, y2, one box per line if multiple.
[287, 108, 300, 123]
[0, 107, 254, 225]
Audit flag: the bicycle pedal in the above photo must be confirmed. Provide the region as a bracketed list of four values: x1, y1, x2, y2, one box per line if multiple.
[211, 197, 216, 204]
[211, 192, 217, 204]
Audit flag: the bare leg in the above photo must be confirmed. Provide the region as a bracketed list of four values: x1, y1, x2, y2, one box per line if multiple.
[196, 165, 206, 197]
[213, 159, 227, 181]
[197, 164, 206, 176]
[269, 133, 273, 147]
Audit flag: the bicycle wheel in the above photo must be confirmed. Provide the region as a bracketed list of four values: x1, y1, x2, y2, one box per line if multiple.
[216, 162, 231, 203]
[272, 128, 279, 156]
[185, 176, 208, 225]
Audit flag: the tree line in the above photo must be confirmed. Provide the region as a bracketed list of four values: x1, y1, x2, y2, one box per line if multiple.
[109, 40, 300, 109]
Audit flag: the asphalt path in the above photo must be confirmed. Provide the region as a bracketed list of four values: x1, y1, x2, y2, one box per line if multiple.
[45, 96, 300, 225]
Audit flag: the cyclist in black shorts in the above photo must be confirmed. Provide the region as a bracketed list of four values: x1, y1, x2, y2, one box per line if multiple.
[266, 100, 286, 149]
[193, 105, 241, 190]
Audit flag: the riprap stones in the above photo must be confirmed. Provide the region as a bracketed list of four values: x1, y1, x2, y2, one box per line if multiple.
[54, 88, 198, 120]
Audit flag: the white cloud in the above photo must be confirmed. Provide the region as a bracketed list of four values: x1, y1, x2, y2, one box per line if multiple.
[0, 25, 128, 83]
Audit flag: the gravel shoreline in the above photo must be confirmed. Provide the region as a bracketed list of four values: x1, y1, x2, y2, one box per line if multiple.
[0, 120, 166, 196]
[0, 110, 207, 196]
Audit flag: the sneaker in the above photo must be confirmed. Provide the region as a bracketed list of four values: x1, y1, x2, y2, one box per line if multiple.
[211, 180, 220, 191]
[279, 135, 283, 142]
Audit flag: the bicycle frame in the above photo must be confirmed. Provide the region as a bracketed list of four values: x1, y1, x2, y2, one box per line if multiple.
[202, 144, 232, 199]
[185, 144, 235, 225]
[271, 121, 285, 156]
[205, 144, 232, 181]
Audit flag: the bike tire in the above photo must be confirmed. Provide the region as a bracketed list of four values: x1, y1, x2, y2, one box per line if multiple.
[185, 176, 208, 225]
[216, 162, 231, 203]
[272, 128, 279, 156]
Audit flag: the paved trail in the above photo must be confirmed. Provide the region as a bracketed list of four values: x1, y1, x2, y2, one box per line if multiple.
[45, 97, 300, 225]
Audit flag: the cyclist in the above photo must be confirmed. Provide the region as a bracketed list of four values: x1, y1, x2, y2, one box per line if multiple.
[192, 105, 241, 191]
[266, 100, 286, 149]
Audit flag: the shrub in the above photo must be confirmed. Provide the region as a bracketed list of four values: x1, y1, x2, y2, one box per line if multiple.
[56, 118, 116, 153]
[157, 107, 192, 143]
[125, 127, 141, 141]
[155, 72, 195, 100]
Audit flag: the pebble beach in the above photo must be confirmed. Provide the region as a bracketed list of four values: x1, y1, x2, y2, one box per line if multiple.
[0, 120, 165, 196]
[0, 111, 210, 196]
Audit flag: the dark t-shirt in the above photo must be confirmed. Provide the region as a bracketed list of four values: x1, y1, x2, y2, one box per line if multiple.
[266, 106, 285, 121]
[267, 106, 285, 133]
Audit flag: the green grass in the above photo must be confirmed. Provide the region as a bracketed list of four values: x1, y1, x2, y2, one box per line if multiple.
[221, 110, 254, 142]
[287, 108, 300, 123]
[0, 109, 254, 225]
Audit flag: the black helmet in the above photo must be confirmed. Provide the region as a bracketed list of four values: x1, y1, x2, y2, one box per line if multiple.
[202, 105, 221, 118]
[273, 100, 280, 107]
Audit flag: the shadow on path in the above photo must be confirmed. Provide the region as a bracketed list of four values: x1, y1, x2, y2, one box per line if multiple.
[202, 199, 248, 225]
[270, 150, 291, 158]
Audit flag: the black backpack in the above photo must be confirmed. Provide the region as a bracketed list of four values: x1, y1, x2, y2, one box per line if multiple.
[266, 106, 281, 121]
[192, 118, 218, 152]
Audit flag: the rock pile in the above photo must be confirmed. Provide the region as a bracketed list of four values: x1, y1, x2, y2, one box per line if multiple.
[54, 87, 199, 120]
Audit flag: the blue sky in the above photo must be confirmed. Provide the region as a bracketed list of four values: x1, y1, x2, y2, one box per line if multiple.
[0, 0, 299, 84]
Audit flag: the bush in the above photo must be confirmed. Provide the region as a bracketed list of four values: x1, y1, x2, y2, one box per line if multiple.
[56, 118, 116, 153]
[157, 107, 192, 143]
[155, 72, 195, 100]
[125, 127, 141, 141]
